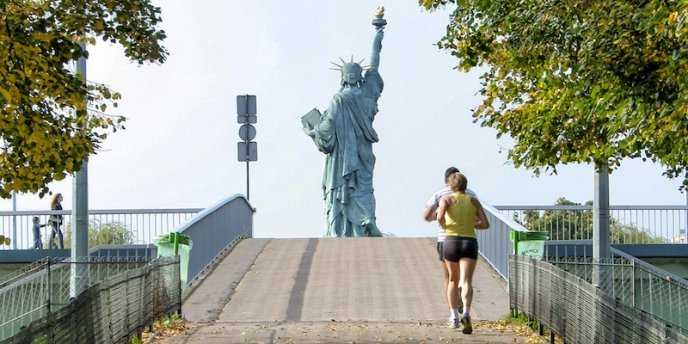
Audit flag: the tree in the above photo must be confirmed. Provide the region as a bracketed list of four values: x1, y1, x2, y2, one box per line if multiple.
[520, 197, 668, 244]
[63, 220, 133, 248]
[420, 0, 688, 190]
[514, 197, 593, 240]
[610, 222, 667, 244]
[0, 0, 168, 198]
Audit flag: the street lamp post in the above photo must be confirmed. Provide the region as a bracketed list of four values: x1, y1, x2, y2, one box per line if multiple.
[70, 42, 89, 299]
[593, 166, 610, 287]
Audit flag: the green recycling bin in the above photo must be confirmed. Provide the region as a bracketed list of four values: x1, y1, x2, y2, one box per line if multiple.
[154, 232, 192, 286]
[509, 230, 548, 260]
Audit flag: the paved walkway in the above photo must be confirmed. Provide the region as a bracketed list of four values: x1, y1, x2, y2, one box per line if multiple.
[160, 238, 526, 343]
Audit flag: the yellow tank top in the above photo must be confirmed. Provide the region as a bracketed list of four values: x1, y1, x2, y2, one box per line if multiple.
[444, 193, 477, 238]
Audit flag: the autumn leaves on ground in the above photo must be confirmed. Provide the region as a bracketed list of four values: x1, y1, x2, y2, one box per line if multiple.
[140, 315, 564, 344]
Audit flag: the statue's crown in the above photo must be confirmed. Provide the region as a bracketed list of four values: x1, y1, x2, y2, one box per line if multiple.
[329, 56, 368, 74]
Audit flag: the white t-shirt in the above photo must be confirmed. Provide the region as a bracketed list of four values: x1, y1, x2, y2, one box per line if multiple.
[426, 186, 478, 242]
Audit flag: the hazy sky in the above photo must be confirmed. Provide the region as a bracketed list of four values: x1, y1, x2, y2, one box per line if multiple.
[1, 1, 685, 238]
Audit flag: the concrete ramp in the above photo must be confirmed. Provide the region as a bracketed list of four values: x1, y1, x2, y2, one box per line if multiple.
[170, 237, 520, 343]
[219, 238, 445, 322]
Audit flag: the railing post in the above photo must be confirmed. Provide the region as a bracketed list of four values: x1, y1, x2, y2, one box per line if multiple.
[177, 256, 183, 318]
[46, 258, 51, 314]
[510, 255, 520, 320]
[631, 259, 636, 308]
[11, 192, 17, 250]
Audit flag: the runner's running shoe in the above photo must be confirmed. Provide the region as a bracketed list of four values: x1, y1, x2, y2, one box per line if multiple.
[447, 317, 459, 329]
[461, 315, 472, 334]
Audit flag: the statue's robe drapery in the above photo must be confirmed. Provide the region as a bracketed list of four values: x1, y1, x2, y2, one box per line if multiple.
[311, 70, 384, 237]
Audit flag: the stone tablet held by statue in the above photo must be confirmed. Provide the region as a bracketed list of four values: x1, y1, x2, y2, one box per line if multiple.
[301, 108, 321, 129]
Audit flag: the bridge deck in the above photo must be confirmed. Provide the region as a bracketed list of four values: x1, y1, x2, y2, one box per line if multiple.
[164, 238, 526, 343]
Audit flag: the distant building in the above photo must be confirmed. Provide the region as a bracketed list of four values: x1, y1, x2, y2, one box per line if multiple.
[673, 229, 686, 243]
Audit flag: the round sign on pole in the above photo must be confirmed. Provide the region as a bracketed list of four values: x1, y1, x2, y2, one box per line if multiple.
[239, 124, 256, 141]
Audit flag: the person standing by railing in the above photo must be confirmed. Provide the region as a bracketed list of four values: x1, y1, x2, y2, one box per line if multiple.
[48, 193, 64, 249]
[436, 172, 489, 334]
[32, 216, 47, 249]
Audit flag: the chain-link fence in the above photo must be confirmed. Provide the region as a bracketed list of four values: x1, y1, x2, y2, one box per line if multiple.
[547, 254, 688, 339]
[510, 255, 688, 343]
[0, 257, 180, 343]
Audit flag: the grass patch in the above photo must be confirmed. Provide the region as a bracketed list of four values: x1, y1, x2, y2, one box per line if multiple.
[474, 312, 564, 344]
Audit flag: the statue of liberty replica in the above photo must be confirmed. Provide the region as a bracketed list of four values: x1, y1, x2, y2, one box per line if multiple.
[302, 7, 386, 237]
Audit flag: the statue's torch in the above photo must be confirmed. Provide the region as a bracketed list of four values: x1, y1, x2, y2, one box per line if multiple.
[372, 6, 387, 28]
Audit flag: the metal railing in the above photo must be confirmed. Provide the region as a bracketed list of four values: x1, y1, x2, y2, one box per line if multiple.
[547, 248, 688, 337]
[1, 194, 255, 288]
[0, 256, 181, 342]
[510, 255, 688, 343]
[477, 204, 528, 280]
[175, 194, 254, 288]
[496, 205, 688, 244]
[481, 203, 688, 341]
[0, 194, 253, 341]
[0, 208, 202, 250]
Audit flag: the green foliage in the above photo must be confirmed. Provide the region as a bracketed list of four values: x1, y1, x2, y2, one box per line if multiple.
[32, 334, 48, 344]
[610, 222, 668, 244]
[516, 197, 594, 241]
[162, 312, 182, 325]
[420, 0, 688, 190]
[503, 311, 539, 331]
[0, 0, 168, 199]
[501, 312, 565, 343]
[137, 312, 189, 343]
[0, 234, 11, 246]
[64, 220, 133, 248]
[520, 197, 668, 243]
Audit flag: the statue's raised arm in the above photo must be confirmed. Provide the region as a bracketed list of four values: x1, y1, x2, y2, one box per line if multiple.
[370, 6, 386, 71]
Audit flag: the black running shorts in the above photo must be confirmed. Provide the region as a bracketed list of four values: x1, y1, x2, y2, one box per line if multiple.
[442, 236, 478, 262]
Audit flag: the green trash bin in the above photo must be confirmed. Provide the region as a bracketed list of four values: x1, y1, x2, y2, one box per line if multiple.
[154, 232, 192, 286]
[509, 230, 548, 259]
